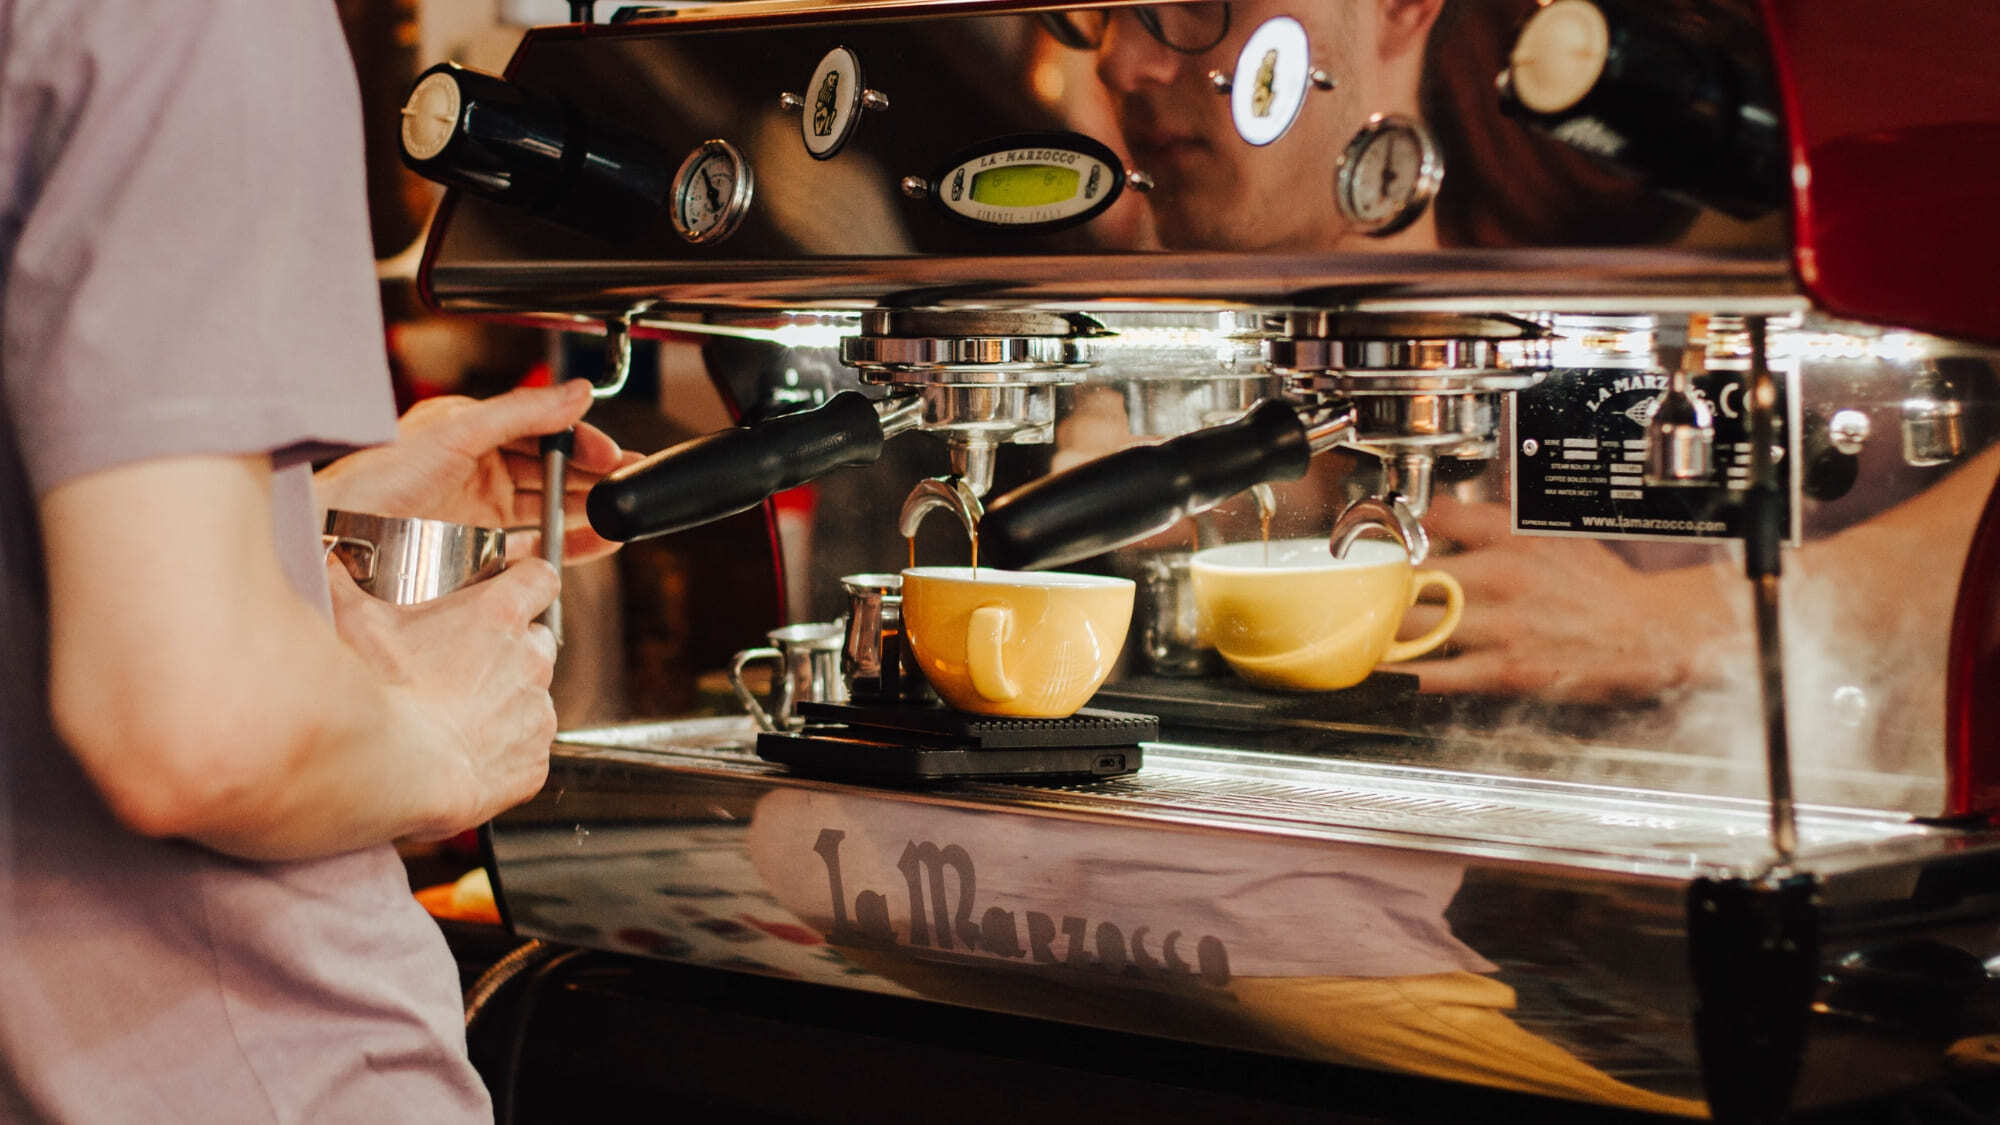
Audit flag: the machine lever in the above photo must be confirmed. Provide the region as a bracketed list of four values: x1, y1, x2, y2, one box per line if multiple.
[979, 399, 1312, 571]
[586, 390, 886, 542]
[537, 428, 574, 641]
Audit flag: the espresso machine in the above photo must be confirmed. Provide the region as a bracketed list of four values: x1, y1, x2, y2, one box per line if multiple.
[401, 1, 2000, 1120]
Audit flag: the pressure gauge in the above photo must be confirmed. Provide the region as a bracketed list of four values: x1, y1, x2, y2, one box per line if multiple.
[671, 139, 754, 244]
[1333, 114, 1443, 237]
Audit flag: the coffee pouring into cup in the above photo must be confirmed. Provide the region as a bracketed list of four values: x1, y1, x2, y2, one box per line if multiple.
[897, 477, 1135, 718]
[900, 566, 1135, 718]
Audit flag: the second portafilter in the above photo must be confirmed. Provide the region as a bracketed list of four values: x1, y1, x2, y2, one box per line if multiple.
[979, 314, 1550, 572]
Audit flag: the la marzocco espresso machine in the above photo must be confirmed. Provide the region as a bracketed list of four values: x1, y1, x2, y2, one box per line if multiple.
[402, 0, 2000, 1119]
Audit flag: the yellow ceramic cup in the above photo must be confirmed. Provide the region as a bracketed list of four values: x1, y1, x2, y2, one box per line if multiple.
[901, 566, 1135, 718]
[1189, 537, 1463, 691]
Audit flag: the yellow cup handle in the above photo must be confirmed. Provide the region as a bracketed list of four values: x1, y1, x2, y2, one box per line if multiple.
[1382, 569, 1464, 664]
[967, 604, 1021, 703]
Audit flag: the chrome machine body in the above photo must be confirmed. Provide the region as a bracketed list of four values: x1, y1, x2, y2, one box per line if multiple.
[407, 1, 2000, 1119]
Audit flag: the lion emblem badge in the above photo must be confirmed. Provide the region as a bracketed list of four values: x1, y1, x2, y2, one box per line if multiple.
[812, 70, 840, 138]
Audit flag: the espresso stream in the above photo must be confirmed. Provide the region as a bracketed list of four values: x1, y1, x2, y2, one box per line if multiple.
[907, 533, 981, 576]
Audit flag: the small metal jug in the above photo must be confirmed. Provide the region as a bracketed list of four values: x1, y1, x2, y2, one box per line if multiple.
[728, 621, 848, 731]
[840, 572, 932, 703]
[323, 510, 506, 605]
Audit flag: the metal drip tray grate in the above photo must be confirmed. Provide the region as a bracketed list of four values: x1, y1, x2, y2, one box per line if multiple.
[984, 745, 1930, 873]
[556, 721, 1931, 877]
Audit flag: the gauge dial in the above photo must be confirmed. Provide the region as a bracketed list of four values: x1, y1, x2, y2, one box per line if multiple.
[671, 139, 754, 244]
[1334, 114, 1443, 237]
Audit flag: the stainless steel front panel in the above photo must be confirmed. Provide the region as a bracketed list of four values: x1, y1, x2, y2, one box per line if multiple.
[489, 721, 2000, 1117]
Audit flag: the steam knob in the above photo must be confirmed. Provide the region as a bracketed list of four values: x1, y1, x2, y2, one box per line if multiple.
[1498, 0, 1783, 218]
[398, 63, 673, 242]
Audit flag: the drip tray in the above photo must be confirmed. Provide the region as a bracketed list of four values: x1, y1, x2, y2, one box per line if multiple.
[756, 702, 1154, 782]
[1091, 670, 1418, 731]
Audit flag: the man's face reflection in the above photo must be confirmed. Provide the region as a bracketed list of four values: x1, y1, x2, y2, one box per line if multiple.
[1070, 0, 1431, 252]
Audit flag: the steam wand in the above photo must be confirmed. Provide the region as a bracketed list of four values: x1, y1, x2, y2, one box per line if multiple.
[1743, 315, 1798, 875]
[540, 320, 633, 643]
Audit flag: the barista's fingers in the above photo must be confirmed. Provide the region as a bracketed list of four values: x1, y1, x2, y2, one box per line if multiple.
[478, 557, 562, 624]
[1423, 496, 1512, 553]
[500, 441, 638, 497]
[324, 553, 381, 628]
[1398, 599, 1513, 653]
[1407, 647, 1681, 703]
[1428, 548, 1540, 603]
[1403, 650, 1587, 699]
[560, 525, 624, 566]
[565, 423, 627, 475]
[441, 380, 594, 458]
[1433, 605, 1526, 652]
[522, 621, 559, 675]
[497, 419, 627, 472]
[1401, 651, 1520, 695]
[496, 522, 625, 567]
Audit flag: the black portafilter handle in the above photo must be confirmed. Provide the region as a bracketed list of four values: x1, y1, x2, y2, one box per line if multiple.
[979, 399, 1313, 571]
[587, 391, 886, 542]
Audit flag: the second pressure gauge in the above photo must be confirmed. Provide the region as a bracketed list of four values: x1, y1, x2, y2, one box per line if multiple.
[1334, 114, 1442, 238]
[671, 139, 754, 244]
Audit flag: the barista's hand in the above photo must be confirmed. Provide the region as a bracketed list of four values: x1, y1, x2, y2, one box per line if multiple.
[315, 380, 643, 565]
[327, 554, 561, 837]
[1398, 497, 1741, 703]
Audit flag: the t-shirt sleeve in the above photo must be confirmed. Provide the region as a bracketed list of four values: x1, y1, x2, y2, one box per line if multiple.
[1, 1, 398, 495]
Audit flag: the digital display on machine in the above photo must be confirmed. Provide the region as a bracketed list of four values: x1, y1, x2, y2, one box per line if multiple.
[969, 164, 1080, 208]
[930, 131, 1124, 233]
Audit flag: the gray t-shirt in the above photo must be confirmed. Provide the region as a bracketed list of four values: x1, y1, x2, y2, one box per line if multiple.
[0, 3, 490, 1120]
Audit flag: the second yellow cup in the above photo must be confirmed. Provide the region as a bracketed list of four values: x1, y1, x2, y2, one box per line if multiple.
[1189, 537, 1463, 691]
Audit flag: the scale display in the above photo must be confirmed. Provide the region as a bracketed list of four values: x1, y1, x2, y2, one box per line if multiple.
[928, 132, 1124, 233]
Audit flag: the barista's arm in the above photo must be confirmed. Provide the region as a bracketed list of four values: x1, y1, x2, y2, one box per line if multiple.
[1406, 442, 2000, 702]
[42, 453, 561, 861]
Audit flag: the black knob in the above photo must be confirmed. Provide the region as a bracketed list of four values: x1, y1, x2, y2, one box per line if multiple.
[399, 63, 671, 241]
[980, 400, 1312, 571]
[1498, 0, 1784, 218]
[587, 391, 888, 542]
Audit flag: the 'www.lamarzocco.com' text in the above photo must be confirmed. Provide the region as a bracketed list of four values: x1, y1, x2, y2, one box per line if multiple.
[1580, 515, 1726, 533]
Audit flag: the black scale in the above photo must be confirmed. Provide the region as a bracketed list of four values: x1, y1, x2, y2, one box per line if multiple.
[756, 700, 1153, 782]
[1091, 670, 1419, 732]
